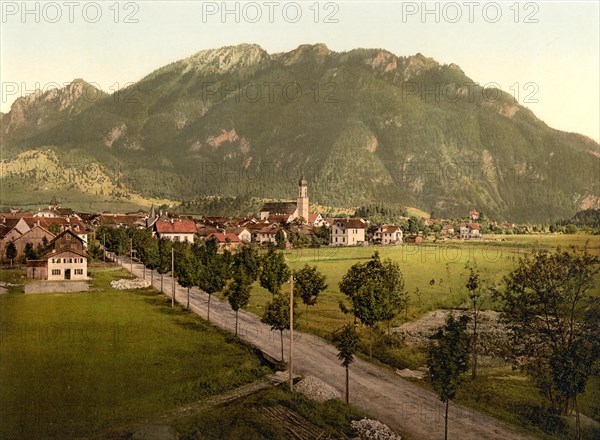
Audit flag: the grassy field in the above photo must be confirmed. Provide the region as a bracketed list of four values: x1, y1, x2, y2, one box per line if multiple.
[0, 267, 274, 439]
[242, 234, 600, 339]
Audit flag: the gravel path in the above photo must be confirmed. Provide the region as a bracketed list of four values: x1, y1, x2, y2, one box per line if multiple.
[116, 256, 538, 440]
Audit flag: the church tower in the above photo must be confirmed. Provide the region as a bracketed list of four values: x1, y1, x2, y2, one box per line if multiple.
[297, 176, 309, 223]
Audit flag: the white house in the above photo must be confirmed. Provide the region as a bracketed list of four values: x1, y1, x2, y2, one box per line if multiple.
[225, 227, 252, 243]
[26, 230, 88, 281]
[330, 218, 366, 246]
[374, 225, 403, 245]
[153, 219, 197, 242]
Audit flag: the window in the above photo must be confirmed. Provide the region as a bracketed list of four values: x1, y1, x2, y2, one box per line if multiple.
[66, 234, 71, 241]
[52, 269, 61, 276]
[74, 269, 83, 275]
[174, 236, 180, 242]
[63, 258, 67, 263]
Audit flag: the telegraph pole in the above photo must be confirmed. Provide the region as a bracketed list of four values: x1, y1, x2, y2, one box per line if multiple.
[289, 274, 294, 391]
[171, 247, 175, 308]
[130, 239, 133, 274]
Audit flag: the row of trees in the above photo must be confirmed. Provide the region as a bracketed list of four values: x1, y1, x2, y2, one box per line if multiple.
[99, 226, 330, 360]
[100, 226, 598, 440]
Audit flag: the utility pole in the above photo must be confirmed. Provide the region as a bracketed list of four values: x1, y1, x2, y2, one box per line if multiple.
[103, 233, 106, 263]
[289, 274, 294, 391]
[130, 239, 133, 274]
[171, 247, 175, 308]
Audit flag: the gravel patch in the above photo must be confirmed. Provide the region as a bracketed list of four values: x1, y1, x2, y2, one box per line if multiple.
[351, 418, 401, 440]
[294, 375, 341, 402]
[111, 278, 151, 290]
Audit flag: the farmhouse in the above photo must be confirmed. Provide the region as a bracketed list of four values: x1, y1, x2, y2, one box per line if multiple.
[26, 230, 87, 281]
[11, 223, 55, 257]
[330, 218, 366, 246]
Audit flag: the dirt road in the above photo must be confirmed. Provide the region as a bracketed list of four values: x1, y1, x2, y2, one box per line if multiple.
[118, 257, 537, 440]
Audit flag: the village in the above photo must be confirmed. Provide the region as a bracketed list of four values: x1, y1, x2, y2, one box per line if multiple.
[0, 177, 529, 281]
[0, 177, 522, 283]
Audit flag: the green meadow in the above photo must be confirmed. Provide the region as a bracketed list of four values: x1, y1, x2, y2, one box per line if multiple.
[0, 267, 273, 439]
[243, 234, 600, 339]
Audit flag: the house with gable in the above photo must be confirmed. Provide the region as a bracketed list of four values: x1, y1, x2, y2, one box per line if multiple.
[373, 225, 403, 245]
[27, 230, 87, 281]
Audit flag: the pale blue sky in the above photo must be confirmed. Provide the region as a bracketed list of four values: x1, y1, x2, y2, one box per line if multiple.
[1, 1, 598, 140]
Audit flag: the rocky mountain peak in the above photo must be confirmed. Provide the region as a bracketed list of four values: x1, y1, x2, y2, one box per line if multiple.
[182, 43, 271, 74]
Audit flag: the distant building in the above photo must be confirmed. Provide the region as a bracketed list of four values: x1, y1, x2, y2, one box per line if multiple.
[469, 210, 480, 221]
[374, 225, 403, 245]
[205, 232, 242, 251]
[224, 227, 252, 243]
[330, 218, 366, 246]
[404, 235, 424, 244]
[153, 219, 197, 242]
[256, 226, 288, 245]
[459, 223, 481, 239]
[259, 176, 316, 224]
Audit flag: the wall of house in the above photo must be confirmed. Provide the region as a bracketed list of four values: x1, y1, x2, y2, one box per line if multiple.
[238, 230, 252, 242]
[160, 233, 195, 242]
[330, 224, 365, 246]
[26, 266, 47, 280]
[13, 227, 55, 257]
[47, 257, 88, 281]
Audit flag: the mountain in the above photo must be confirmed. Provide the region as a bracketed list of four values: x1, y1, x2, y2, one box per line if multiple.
[2, 44, 599, 221]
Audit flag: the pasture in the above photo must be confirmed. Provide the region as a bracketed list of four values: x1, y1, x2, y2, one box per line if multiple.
[244, 234, 600, 338]
[0, 267, 272, 439]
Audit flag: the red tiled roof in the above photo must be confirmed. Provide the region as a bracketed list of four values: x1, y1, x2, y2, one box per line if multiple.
[308, 213, 321, 222]
[155, 220, 198, 234]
